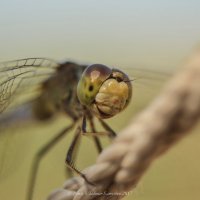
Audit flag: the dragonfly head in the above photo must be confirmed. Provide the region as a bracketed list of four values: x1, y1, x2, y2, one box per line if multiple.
[77, 64, 132, 119]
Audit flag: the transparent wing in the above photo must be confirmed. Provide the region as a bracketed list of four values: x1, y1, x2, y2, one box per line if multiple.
[0, 58, 61, 180]
[0, 58, 59, 114]
[120, 66, 172, 83]
[120, 66, 172, 94]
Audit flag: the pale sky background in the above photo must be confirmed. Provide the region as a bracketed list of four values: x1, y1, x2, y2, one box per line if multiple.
[0, 0, 200, 70]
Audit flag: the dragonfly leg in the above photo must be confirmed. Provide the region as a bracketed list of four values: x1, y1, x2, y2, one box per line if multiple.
[81, 115, 103, 153]
[81, 114, 87, 133]
[65, 133, 80, 178]
[88, 117, 103, 153]
[65, 126, 94, 185]
[26, 123, 75, 200]
[82, 117, 117, 139]
[98, 118, 117, 139]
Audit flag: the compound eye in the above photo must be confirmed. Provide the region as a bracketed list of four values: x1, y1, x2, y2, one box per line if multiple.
[77, 64, 112, 106]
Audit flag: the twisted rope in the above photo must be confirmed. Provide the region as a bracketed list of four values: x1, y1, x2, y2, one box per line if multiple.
[47, 51, 200, 200]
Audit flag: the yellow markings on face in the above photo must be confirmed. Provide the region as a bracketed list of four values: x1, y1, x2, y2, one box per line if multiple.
[99, 78, 129, 100]
[93, 79, 130, 118]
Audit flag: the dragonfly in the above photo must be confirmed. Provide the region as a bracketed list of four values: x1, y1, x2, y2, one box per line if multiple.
[0, 58, 170, 200]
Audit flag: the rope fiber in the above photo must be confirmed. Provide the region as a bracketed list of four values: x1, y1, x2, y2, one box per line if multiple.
[47, 50, 200, 200]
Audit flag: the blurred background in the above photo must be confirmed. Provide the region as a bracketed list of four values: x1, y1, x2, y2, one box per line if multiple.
[0, 0, 200, 200]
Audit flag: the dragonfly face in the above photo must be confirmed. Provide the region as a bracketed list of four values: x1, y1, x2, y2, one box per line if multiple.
[77, 64, 132, 119]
